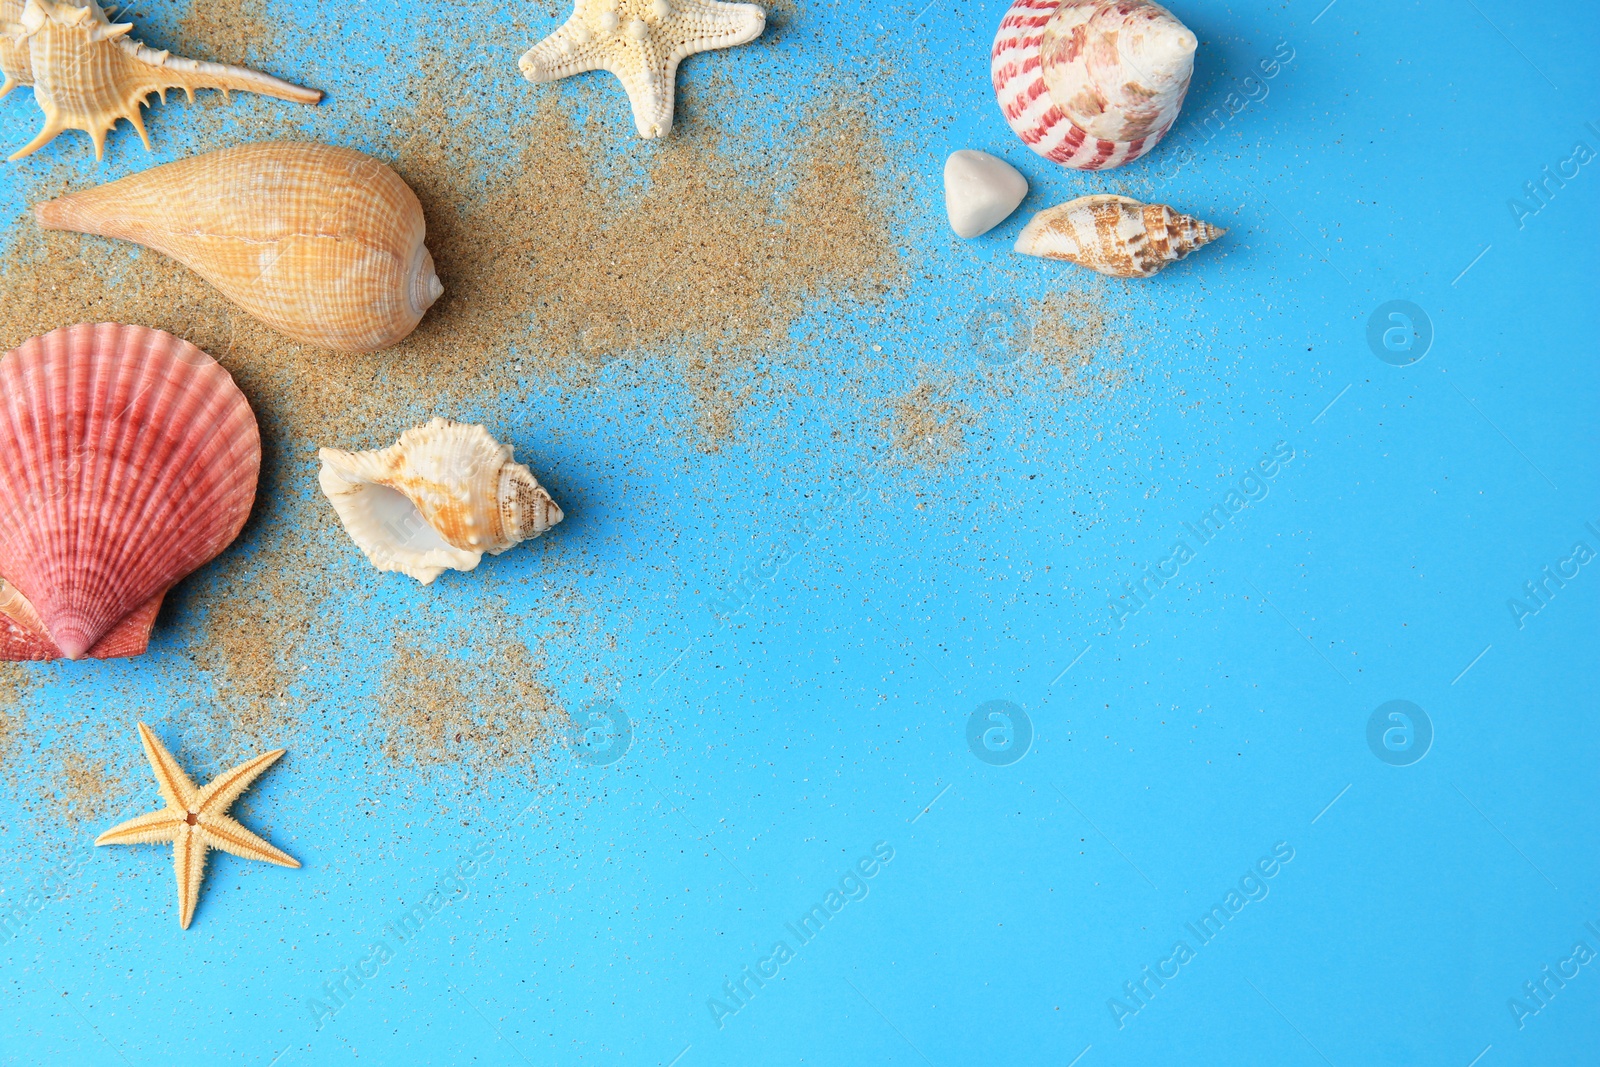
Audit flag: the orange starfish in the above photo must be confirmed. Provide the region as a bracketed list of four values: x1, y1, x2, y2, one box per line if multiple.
[95, 722, 299, 929]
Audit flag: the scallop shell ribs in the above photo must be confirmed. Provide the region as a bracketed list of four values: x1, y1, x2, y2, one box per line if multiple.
[1015, 194, 1224, 277]
[318, 419, 563, 585]
[0, 0, 320, 160]
[35, 143, 444, 353]
[0, 324, 261, 661]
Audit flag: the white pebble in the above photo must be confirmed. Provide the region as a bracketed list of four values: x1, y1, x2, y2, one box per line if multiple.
[943, 149, 1029, 239]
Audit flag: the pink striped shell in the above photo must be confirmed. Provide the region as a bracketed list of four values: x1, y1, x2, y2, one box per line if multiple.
[0, 323, 260, 660]
[992, 0, 1198, 170]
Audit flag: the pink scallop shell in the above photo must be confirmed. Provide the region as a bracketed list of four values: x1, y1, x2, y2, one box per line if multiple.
[0, 324, 261, 661]
[992, 0, 1179, 171]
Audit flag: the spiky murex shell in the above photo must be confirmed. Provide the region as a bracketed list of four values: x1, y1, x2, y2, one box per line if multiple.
[4, 0, 319, 160]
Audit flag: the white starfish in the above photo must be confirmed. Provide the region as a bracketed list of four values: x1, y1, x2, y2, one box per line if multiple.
[519, 0, 764, 138]
[95, 722, 300, 929]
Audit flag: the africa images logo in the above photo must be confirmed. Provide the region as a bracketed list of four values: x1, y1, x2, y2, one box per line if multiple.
[705, 842, 895, 1030]
[966, 699, 1032, 766]
[1366, 300, 1434, 367]
[1366, 700, 1432, 767]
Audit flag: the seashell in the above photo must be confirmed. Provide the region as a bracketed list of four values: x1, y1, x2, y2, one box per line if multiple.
[35, 143, 444, 353]
[992, 0, 1197, 170]
[0, 578, 163, 660]
[0, 0, 32, 99]
[1015, 194, 1224, 278]
[0, 0, 319, 161]
[0, 323, 260, 661]
[318, 418, 564, 585]
[944, 149, 1029, 239]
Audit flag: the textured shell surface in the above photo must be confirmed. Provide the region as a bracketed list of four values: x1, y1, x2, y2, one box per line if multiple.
[0, 323, 261, 661]
[35, 143, 444, 353]
[992, 0, 1197, 170]
[0, 0, 31, 96]
[318, 418, 564, 585]
[520, 0, 765, 139]
[0, 0, 319, 160]
[1014, 194, 1225, 277]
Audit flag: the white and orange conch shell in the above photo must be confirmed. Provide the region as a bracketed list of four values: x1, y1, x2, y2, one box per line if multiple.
[992, 0, 1197, 170]
[1015, 194, 1224, 277]
[36, 143, 443, 353]
[0, 323, 260, 661]
[0, 0, 319, 160]
[318, 419, 564, 585]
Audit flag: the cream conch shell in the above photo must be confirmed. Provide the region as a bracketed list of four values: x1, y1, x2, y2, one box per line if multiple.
[992, 0, 1196, 170]
[318, 419, 564, 585]
[1014, 194, 1224, 278]
[35, 143, 443, 352]
[0, 0, 319, 160]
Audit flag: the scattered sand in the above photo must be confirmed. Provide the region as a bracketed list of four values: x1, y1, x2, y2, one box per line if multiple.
[50, 748, 126, 827]
[175, 0, 277, 67]
[376, 604, 568, 781]
[882, 380, 974, 471]
[1028, 289, 1121, 391]
[0, 663, 31, 767]
[382, 78, 905, 448]
[0, 24, 1127, 803]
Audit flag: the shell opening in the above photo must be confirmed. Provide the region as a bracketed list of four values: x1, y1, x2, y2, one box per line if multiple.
[407, 245, 444, 319]
[358, 484, 457, 556]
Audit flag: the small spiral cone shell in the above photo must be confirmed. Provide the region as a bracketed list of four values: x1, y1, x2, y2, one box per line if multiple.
[317, 418, 563, 585]
[34, 143, 439, 352]
[1014, 194, 1224, 278]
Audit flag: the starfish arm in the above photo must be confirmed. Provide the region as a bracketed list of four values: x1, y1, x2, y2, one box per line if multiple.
[634, 1, 764, 137]
[668, 0, 765, 60]
[199, 813, 299, 868]
[196, 747, 285, 815]
[172, 827, 208, 929]
[137, 722, 199, 810]
[94, 808, 183, 846]
[519, 19, 612, 84]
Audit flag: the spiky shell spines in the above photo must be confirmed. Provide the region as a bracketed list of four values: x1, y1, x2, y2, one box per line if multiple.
[0, 0, 320, 161]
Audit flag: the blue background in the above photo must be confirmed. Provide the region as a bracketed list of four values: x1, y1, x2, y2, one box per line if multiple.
[1, 0, 1597, 1064]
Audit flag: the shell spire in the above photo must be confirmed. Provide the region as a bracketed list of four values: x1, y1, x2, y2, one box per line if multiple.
[6, 0, 320, 161]
[1015, 194, 1224, 278]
